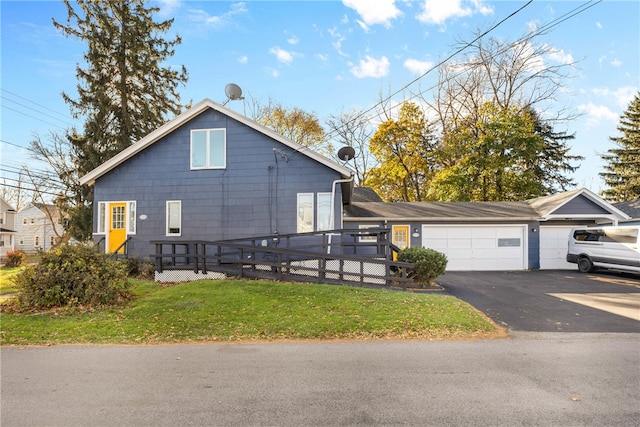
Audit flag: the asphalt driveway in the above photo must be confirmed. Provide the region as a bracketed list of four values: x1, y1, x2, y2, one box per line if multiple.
[437, 270, 640, 333]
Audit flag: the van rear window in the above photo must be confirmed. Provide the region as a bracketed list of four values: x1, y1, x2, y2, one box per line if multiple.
[573, 228, 638, 244]
[573, 230, 603, 241]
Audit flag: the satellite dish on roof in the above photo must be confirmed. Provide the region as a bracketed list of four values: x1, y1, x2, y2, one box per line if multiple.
[337, 146, 355, 162]
[223, 83, 244, 105]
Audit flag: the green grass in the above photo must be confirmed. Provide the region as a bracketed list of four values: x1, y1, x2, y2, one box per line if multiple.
[0, 278, 503, 345]
[0, 267, 22, 296]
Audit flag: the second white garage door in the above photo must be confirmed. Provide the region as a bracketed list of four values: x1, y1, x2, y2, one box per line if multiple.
[539, 226, 575, 270]
[422, 225, 526, 271]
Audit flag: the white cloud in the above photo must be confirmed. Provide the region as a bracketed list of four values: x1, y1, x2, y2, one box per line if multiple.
[417, 0, 493, 25]
[610, 59, 622, 67]
[403, 58, 434, 75]
[547, 47, 574, 65]
[316, 53, 329, 62]
[343, 0, 402, 29]
[592, 86, 638, 109]
[265, 67, 280, 78]
[189, 2, 248, 27]
[596, 21, 603, 29]
[328, 27, 348, 57]
[350, 55, 390, 78]
[577, 102, 618, 126]
[237, 55, 248, 64]
[269, 46, 301, 64]
[158, 0, 182, 17]
[287, 35, 299, 45]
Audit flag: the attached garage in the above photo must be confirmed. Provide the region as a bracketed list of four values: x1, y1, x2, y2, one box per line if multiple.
[422, 225, 526, 271]
[344, 188, 631, 272]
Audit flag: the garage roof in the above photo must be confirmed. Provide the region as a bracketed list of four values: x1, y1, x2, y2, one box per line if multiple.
[344, 188, 630, 223]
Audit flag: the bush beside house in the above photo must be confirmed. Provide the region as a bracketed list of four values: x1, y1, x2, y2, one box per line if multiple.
[398, 247, 448, 287]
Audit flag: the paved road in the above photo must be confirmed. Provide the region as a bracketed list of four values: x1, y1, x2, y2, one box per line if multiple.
[2, 335, 639, 426]
[438, 270, 640, 333]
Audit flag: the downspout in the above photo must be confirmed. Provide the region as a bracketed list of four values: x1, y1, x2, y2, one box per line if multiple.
[328, 175, 354, 254]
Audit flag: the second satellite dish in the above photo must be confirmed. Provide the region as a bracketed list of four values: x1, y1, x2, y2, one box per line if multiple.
[223, 83, 244, 105]
[337, 146, 355, 161]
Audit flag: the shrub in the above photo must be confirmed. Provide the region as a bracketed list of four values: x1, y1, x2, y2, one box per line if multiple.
[123, 257, 155, 280]
[3, 249, 26, 268]
[397, 247, 448, 287]
[14, 243, 132, 310]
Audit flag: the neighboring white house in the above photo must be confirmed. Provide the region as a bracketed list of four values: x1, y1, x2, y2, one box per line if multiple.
[15, 203, 65, 254]
[0, 198, 17, 258]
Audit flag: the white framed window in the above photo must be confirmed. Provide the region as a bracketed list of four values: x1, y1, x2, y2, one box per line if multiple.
[317, 193, 332, 231]
[30, 217, 35, 224]
[34, 236, 40, 247]
[166, 201, 182, 236]
[22, 218, 27, 225]
[97, 202, 106, 234]
[50, 236, 55, 247]
[359, 225, 378, 242]
[191, 129, 226, 169]
[19, 236, 24, 245]
[297, 193, 314, 233]
[127, 201, 137, 234]
[0, 213, 4, 225]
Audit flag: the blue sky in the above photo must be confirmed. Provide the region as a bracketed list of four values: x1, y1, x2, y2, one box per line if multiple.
[1, 0, 638, 199]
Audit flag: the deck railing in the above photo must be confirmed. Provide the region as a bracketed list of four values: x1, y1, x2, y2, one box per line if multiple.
[151, 228, 415, 289]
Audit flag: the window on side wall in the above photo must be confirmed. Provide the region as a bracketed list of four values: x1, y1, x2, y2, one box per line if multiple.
[297, 193, 314, 233]
[317, 193, 332, 231]
[97, 202, 106, 234]
[191, 129, 226, 169]
[166, 201, 182, 236]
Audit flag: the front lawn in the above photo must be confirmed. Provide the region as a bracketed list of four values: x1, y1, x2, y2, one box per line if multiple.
[0, 278, 503, 345]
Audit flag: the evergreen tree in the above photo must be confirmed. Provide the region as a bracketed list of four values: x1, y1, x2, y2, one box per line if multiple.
[47, 0, 188, 239]
[600, 93, 640, 202]
[525, 106, 583, 194]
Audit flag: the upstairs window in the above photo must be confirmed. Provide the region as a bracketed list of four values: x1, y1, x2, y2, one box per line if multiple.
[191, 129, 226, 169]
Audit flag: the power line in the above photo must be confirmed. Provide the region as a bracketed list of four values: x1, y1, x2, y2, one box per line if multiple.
[0, 182, 66, 198]
[1, 88, 73, 121]
[1, 105, 69, 130]
[1, 95, 75, 128]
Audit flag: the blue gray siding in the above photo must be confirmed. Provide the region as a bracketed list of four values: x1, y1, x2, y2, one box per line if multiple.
[93, 109, 343, 258]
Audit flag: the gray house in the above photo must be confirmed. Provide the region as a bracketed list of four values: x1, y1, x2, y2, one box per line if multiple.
[345, 187, 630, 271]
[0, 198, 17, 258]
[79, 99, 353, 259]
[15, 203, 65, 254]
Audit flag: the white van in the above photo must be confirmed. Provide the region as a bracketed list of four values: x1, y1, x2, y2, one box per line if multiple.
[567, 226, 640, 274]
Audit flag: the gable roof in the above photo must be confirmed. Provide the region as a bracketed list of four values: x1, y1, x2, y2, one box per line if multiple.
[614, 198, 640, 219]
[345, 188, 630, 222]
[79, 99, 353, 186]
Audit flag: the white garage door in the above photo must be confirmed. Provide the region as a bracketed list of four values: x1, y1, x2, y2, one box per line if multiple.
[539, 226, 575, 270]
[422, 225, 526, 271]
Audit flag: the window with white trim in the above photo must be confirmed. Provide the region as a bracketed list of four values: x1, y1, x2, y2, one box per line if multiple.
[297, 193, 314, 233]
[128, 201, 137, 234]
[191, 129, 226, 169]
[317, 193, 332, 231]
[34, 236, 40, 247]
[97, 202, 106, 234]
[166, 201, 182, 236]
